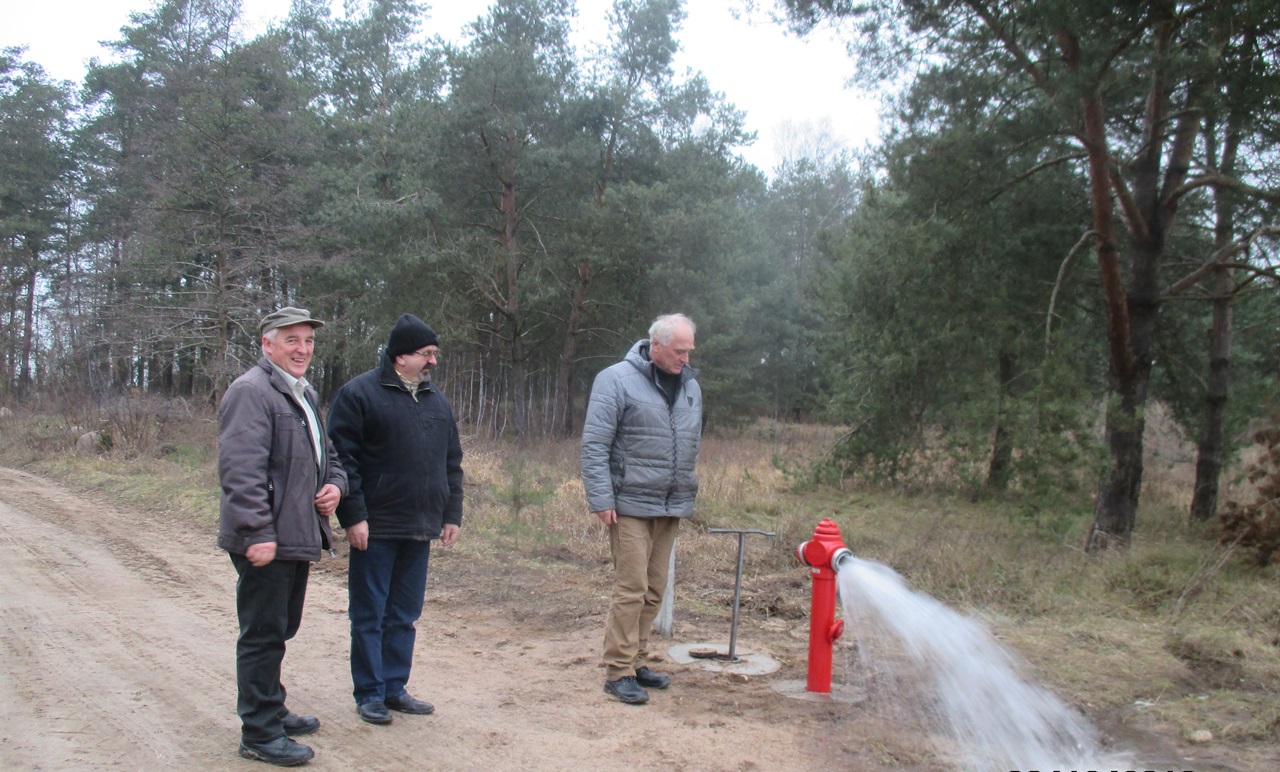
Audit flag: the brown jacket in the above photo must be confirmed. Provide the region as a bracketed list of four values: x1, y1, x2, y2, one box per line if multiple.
[217, 358, 347, 561]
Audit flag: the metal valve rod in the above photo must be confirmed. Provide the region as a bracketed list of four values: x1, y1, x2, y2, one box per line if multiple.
[707, 527, 775, 662]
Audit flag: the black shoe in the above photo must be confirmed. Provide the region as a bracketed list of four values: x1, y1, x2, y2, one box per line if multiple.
[635, 666, 670, 690]
[357, 701, 393, 725]
[385, 691, 435, 715]
[604, 676, 649, 704]
[238, 736, 314, 766]
[281, 712, 320, 737]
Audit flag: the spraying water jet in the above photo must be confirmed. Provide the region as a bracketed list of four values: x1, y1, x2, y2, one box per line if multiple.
[789, 517, 1129, 769]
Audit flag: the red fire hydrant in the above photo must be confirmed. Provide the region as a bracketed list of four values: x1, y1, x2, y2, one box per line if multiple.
[797, 518, 853, 693]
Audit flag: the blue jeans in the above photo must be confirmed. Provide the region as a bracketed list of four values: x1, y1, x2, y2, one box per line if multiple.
[348, 538, 430, 705]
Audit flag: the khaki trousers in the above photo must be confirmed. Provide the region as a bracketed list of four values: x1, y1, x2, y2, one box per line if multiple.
[602, 515, 680, 681]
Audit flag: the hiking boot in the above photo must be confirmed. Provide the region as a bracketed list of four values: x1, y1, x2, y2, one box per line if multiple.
[634, 666, 670, 689]
[238, 736, 314, 766]
[604, 676, 649, 704]
[281, 712, 320, 737]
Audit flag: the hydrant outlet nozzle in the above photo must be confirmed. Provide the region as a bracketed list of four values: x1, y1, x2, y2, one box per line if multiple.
[797, 541, 854, 573]
[796, 540, 811, 566]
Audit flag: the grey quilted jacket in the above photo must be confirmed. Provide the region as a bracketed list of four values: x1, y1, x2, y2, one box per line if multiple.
[581, 339, 702, 518]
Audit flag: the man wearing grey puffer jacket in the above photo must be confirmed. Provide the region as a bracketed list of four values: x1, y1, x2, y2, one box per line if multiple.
[581, 313, 701, 705]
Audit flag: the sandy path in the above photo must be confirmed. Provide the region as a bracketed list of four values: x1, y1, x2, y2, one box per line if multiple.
[0, 468, 859, 771]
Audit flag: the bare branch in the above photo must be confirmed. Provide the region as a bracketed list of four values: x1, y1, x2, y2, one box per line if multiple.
[1163, 225, 1280, 297]
[980, 152, 1086, 206]
[1045, 230, 1099, 357]
[1107, 158, 1152, 244]
[1166, 173, 1280, 206]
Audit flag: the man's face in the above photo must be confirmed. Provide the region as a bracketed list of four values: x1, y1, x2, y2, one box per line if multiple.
[649, 324, 695, 375]
[394, 346, 439, 384]
[262, 323, 316, 379]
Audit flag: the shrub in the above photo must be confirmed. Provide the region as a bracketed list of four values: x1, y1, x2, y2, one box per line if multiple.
[1219, 418, 1280, 566]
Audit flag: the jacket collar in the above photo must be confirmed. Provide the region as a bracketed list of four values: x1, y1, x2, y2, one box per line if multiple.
[257, 358, 326, 469]
[257, 357, 300, 398]
[378, 352, 434, 393]
[625, 339, 699, 384]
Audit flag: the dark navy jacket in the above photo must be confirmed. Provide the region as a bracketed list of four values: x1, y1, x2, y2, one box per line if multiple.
[326, 354, 464, 540]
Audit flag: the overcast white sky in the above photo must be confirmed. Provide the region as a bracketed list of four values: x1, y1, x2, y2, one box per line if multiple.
[3, 0, 880, 173]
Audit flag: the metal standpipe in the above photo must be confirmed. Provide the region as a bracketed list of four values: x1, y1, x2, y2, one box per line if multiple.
[796, 518, 853, 694]
[707, 527, 775, 663]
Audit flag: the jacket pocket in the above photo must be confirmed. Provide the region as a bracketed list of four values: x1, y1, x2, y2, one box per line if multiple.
[611, 459, 626, 495]
[273, 411, 306, 464]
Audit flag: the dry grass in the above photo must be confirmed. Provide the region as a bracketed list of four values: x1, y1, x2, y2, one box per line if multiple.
[1, 403, 1277, 752]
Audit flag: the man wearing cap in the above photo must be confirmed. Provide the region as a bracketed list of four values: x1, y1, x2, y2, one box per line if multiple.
[218, 306, 347, 766]
[326, 313, 464, 726]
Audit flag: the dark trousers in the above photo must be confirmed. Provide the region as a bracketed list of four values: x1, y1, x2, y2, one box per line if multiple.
[348, 538, 430, 705]
[230, 553, 309, 743]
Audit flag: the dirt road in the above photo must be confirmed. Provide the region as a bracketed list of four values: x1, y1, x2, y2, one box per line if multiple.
[0, 467, 870, 771]
[7, 466, 1264, 771]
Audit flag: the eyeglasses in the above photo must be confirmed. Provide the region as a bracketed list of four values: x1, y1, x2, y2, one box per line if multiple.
[411, 348, 440, 359]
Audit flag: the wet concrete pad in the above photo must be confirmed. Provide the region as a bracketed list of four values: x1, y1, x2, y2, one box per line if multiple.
[666, 642, 782, 676]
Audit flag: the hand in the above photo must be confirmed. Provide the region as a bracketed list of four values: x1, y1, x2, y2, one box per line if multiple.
[346, 520, 369, 551]
[246, 541, 277, 567]
[314, 484, 341, 517]
[440, 523, 460, 547]
[593, 508, 617, 525]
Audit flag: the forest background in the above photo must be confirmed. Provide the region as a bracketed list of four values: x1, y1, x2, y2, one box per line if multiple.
[2, 0, 1280, 554]
[3, 1, 1280, 765]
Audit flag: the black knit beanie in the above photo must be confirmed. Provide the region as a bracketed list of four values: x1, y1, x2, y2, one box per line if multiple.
[386, 314, 439, 358]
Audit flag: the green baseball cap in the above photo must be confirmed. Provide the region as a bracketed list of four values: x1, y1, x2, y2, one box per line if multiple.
[259, 306, 326, 336]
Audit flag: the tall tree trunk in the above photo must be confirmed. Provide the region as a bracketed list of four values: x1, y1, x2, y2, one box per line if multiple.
[1, 302, 14, 398]
[986, 350, 1016, 490]
[1089, 238, 1162, 551]
[147, 353, 164, 393]
[17, 253, 38, 397]
[1090, 370, 1148, 550]
[555, 258, 591, 437]
[179, 349, 195, 396]
[1190, 106, 1242, 522]
[212, 248, 230, 405]
[510, 325, 527, 438]
[1074, 70, 1144, 551]
[1190, 266, 1233, 521]
[1074, 4, 1198, 551]
[499, 177, 528, 438]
